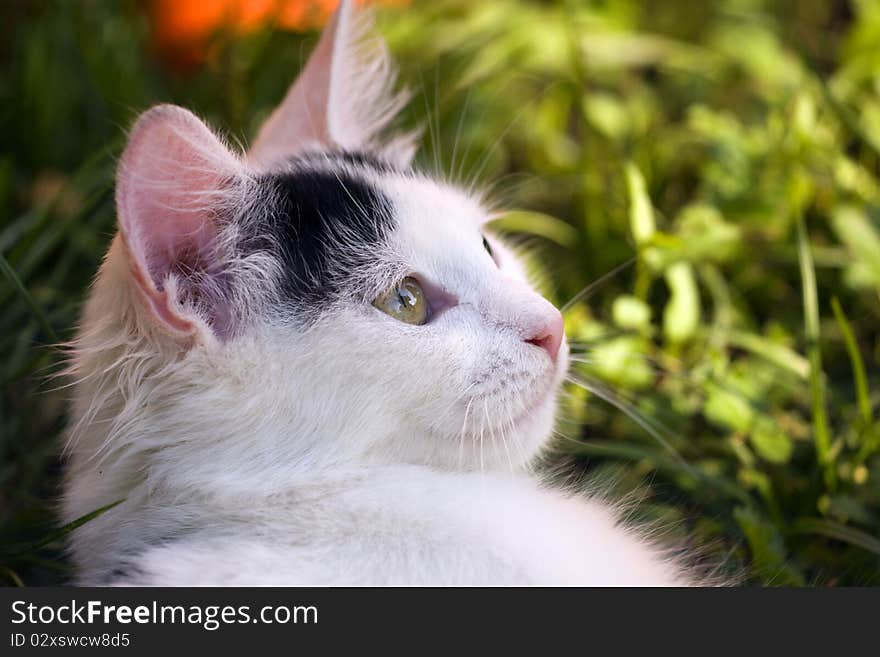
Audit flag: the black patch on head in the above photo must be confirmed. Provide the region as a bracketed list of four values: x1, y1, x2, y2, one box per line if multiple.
[254, 165, 395, 310]
[331, 151, 396, 173]
[298, 150, 397, 174]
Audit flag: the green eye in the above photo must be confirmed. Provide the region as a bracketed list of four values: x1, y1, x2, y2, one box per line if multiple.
[372, 276, 428, 325]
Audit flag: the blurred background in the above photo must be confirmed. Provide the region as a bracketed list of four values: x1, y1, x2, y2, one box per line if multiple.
[1, 0, 879, 585]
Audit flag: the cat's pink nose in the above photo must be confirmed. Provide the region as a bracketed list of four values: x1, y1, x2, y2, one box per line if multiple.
[525, 308, 564, 362]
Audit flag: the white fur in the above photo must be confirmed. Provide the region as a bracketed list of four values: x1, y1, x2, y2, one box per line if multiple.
[61, 1, 696, 586]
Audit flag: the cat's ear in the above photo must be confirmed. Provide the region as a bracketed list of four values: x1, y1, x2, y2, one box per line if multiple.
[247, 0, 415, 170]
[116, 104, 246, 342]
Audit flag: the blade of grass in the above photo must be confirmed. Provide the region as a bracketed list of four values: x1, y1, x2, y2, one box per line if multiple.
[830, 297, 873, 426]
[798, 46, 880, 160]
[0, 565, 24, 587]
[0, 251, 58, 344]
[791, 518, 880, 557]
[567, 439, 750, 503]
[8, 185, 113, 290]
[797, 217, 834, 487]
[2, 499, 124, 557]
[725, 329, 810, 380]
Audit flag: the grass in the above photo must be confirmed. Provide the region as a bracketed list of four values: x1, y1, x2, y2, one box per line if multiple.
[1, 0, 879, 585]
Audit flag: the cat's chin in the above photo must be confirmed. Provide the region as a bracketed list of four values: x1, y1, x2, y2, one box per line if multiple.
[460, 365, 563, 472]
[513, 378, 561, 453]
[509, 342, 569, 460]
[508, 369, 557, 429]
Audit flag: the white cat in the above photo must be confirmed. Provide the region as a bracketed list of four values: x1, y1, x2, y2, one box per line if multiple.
[61, 0, 693, 586]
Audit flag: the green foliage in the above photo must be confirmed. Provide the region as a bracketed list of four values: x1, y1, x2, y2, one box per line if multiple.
[2, 0, 879, 585]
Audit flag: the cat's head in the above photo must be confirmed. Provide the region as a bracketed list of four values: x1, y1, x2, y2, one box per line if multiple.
[70, 1, 567, 493]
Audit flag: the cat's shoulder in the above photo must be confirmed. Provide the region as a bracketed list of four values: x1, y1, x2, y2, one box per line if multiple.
[106, 468, 688, 586]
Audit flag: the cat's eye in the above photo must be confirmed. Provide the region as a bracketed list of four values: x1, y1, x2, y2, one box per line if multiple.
[482, 235, 494, 259]
[482, 234, 498, 266]
[372, 276, 428, 325]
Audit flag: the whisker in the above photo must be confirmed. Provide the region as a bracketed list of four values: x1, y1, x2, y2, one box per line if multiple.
[464, 81, 562, 195]
[560, 257, 637, 314]
[433, 66, 442, 177]
[458, 396, 475, 471]
[452, 74, 520, 190]
[479, 401, 487, 477]
[565, 330, 640, 347]
[568, 347, 804, 421]
[492, 404, 515, 475]
[417, 70, 441, 179]
[565, 372, 691, 471]
[505, 402, 529, 472]
[450, 87, 473, 185]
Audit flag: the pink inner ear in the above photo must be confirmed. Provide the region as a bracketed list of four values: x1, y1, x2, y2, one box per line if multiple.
[116, 104, 243, 336]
